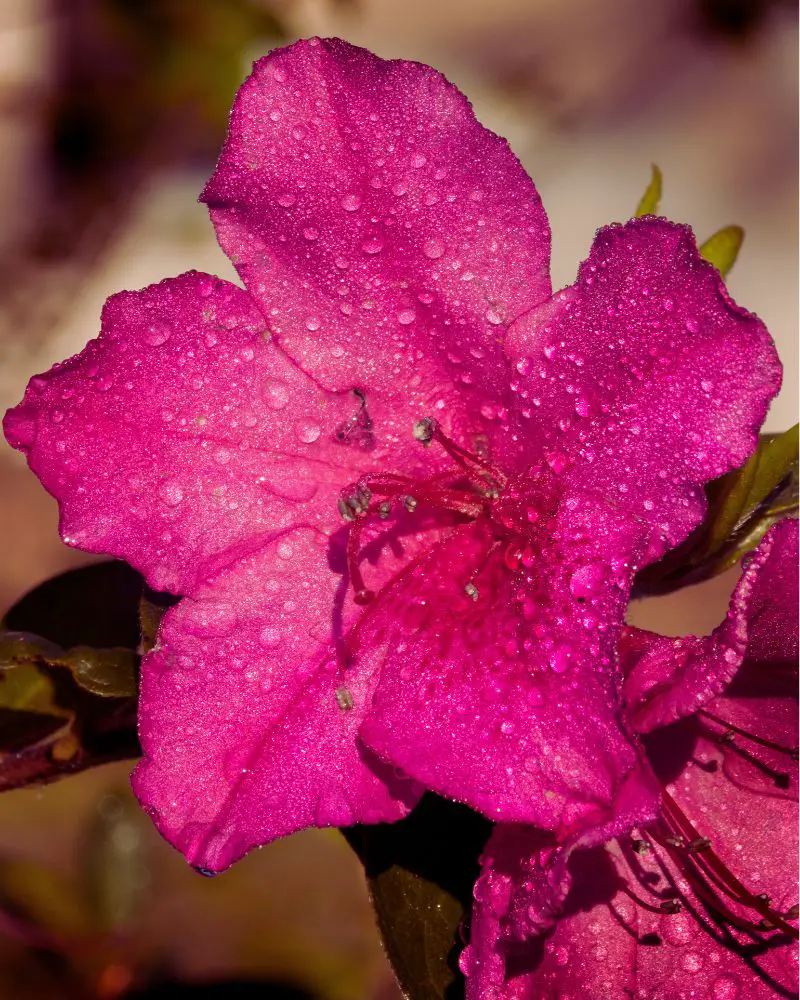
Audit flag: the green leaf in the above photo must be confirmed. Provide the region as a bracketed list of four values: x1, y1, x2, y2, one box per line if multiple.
[0, 633, 139, 791]
[634, 164, 663, 217]
[0, 632, 136, 699]
[699, 225, 744, 277]
[343, 795, 491, 1000]
[635, 428, 798, 595]
[706, 424, 798, 553]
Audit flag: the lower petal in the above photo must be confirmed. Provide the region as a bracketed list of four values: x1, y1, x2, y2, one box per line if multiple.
[132, 527, 420, 872]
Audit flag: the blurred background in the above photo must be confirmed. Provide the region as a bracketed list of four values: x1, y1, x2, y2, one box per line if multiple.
[0, 0, 796, 996]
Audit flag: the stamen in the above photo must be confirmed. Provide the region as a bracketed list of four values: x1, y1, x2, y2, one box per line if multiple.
[412, 417, 508, 490]
[412, 417, 436, 446]
[464, 582, 479, 601]
[335, 687, 354, 711]
[698, 707, 798, 759]
[657, 790, 799, 939]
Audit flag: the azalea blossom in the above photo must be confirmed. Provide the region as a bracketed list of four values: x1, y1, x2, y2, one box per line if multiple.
[3, 38, 782, 882]
[464, 518, 798, 999]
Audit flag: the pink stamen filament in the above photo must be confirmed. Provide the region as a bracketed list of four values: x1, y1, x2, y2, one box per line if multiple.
[655, 790, 798, 938]
[697, 708, 798, 759]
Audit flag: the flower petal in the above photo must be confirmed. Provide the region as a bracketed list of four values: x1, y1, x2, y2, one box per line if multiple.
[622, 519, 798, 734]
[463, 763, 659, 1000]
[506, 218, 781, 559]
[4, 273, 379, 595]
[202, 37, 551, 434]
[132, 527, 421, 872]
[357, 481, 655, 828]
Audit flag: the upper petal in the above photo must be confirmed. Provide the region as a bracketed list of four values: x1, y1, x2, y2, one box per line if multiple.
[357, 481, 655, 829]
[4, 272, 380, 595]
[202, 37, 551, 437]
[132, 527, 421, 872]
[506, 218, 781, 559]
[621, 519, 798, 734]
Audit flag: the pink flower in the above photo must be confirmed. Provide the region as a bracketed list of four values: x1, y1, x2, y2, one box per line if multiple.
[3, 39, 782, 874]
[464, 518, 798, 999]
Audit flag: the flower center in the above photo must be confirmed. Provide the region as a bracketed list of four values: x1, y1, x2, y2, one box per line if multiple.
[337, 418, 511, 604]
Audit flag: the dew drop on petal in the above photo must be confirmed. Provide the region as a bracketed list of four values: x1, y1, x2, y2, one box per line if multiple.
[341, 193, 362, 211]
[362, 237, 384, 254]
[145, 320, 172, 346]
[277, 192, 296, 208]
[265, 382, 290, 410]
[485, 307, 503, 325]
[259, 626, 281, 648]
[711, 976, 741, 1000]
[397, 309, 416, 325]
[295, 420, 321, 444]
[158, 479, 184, 506]
[423, 238, 445, 259]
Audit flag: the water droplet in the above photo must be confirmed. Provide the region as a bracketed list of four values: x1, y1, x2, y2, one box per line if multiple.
[549, 644, 573, 673]
[159, 480, 184, 506]
[259, 626, 281, 648]
[423, 238, 445, 259]
[265, 382, 290, 410]
[685, 317, 699, 333]
[485, 307, 503, 325]
[144, 320, 171, 346]
[303, 227, 319, 241]
[295, 421, 321, 444]
[362, 237, 384, 254]
[305, 316, 321, 331]
[397, 309, 416, 325]
[272, 66, 287, 83]
[569, 563, 608, 599]
[711, 975, 741, 1000]
[277, 192, 296, 208]
[341, 193, 362, 211]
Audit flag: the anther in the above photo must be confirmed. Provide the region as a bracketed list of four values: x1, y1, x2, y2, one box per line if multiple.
[786, 904, 799, 920]
[717, 730, 736, 745]
[354, 588, 375, 606]
[687, 837, 712, 854]
[757, 892, 772, 905]
[631, 839, 650, 855]
[660, 899, 682, 914]
[665, 836, 686, 849]
[378, 501, 392, 519]
[338, 498, 356, 522]
[403, 495, 418, 512]
[336, 686, 354, 711]
[412, 417, 436, 445]
[464, 582, 479, 601]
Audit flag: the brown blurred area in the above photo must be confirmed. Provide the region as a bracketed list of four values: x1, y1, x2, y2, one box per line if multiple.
[0, 1, 796, 997]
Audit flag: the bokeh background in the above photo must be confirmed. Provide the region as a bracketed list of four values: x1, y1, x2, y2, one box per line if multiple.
[0, 1, 796, 997]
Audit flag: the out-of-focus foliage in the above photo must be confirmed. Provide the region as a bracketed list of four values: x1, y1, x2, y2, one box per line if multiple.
[634, 164, 663, 217]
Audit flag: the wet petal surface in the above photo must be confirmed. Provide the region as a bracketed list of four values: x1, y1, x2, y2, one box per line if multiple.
[357, 477, 654, 827]
[133, 527, 421, 872]
[622, 520, 797, 733]
[506, 219, 781, 559]
[4, 273, 380, 595]
[202, 37, 551, 455]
